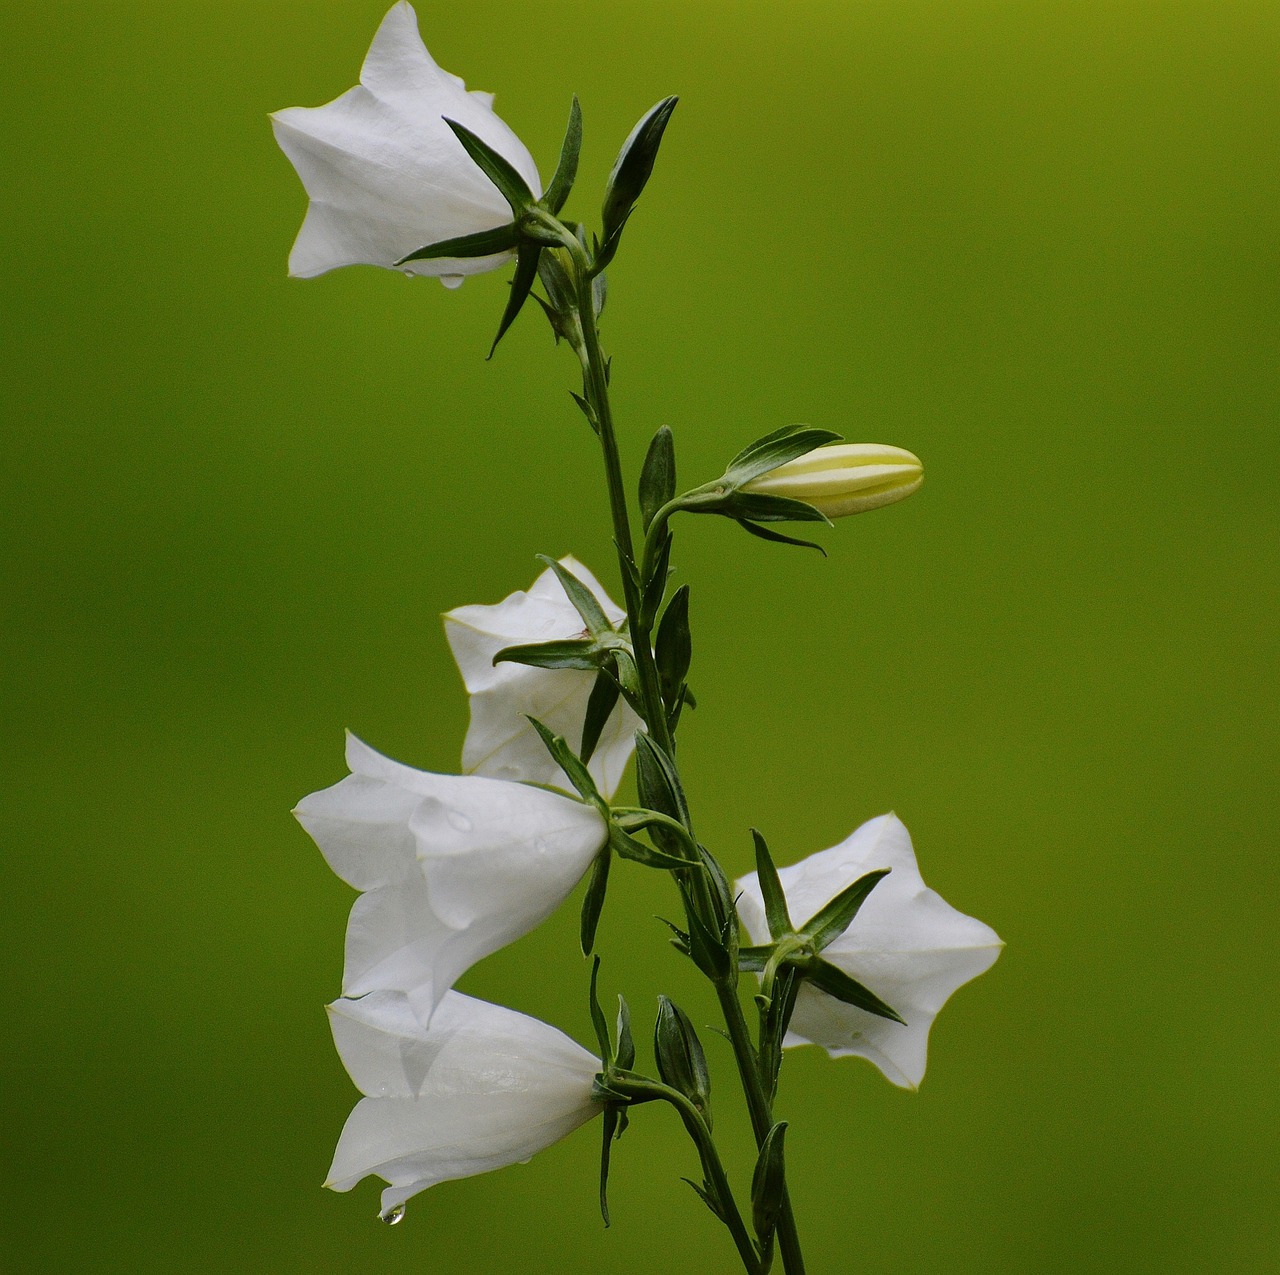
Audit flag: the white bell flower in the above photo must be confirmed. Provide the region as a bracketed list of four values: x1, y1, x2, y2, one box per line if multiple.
[736, 814, 1002, 1090]
[325, 989, 602, 1220]
[271, 2, 541, 282]
[444, 557, 642, 798]
[295, 733, 607, 1025]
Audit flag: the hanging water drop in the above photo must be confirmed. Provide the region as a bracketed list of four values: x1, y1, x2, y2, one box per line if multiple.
[447, 809, 473, 833]
[439, 274, 465, 290]
[381, 1203, 406, 1226]
[401, 268, 416, 279]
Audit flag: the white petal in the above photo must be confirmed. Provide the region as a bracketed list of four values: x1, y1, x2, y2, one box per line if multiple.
[297, 736, 607, 1023]
[324, 991, 601, 1211]
[443, 558, 640, 797]
[737, 814, 1002, 1089]
[271, 3, 540, 279]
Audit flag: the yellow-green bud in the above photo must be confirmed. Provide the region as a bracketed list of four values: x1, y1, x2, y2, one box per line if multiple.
[741, 443, 923, 517]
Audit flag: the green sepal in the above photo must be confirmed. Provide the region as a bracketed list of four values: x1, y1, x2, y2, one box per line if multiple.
[569, 390, 599, 432]
[634, 734, 690, 824]
[543, 95, 582, 215]
[752, 829, 793, 941]
[803, 868, 891, 952]
[580, 666, 621, 765]
[736, 520, 828, 555]
[737, 945, 772, 973]
[536, 553, 612, 635]
[597, 96, 679, 271]
[526, 715, 602, 804]
[592, 270, 608, 320]
[609, 822, 692, 871]
[722, 424, 843, 487]
[751, 1121, 788, 1257]
[653, 996, 712, 1126]
[639, 425, 677, 532]
[717, 491, 831, 524]
[657, 914, 692, 957]
[608, 648, 647, 716]
[685, 903, 731, 981]
[493, 637, 600, 671]
[641, 529, 673, 626]
[587, 955, 612, 1062]
[580, 846, 611, 955]
[395, 222, 518, 265]
[698, 843, 736, 943]
[488, 240, 542, 358]
[443, 117, 536, 214]
[599, 1105, 619, 1227]
[615, 995, 636, 1071]
[654, 585, 692, 714]
[806, 958, 905, 1024]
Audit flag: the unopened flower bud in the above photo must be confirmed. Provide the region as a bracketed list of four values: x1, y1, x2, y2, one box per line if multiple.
[741, 443, 923, 518]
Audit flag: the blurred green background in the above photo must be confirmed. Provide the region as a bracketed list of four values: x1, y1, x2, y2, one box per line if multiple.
[4, 0, 1277, 1270]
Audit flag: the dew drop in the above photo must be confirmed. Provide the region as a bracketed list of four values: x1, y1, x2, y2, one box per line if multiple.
[381, 1203, 406, 1226]
[439, 274, 465, 290]
[401, 268, 415, 279]
[447, 810, 473, 833]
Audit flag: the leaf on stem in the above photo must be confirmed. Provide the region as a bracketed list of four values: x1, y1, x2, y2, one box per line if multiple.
[443, 117, 536, 214]
[751, 829, 793, 941]
[543, 95, 582, 215]
[803, 868, 891, 952]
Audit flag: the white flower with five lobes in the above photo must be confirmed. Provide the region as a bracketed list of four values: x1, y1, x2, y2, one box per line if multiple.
[294, 734, 606, 1026]
[325, 989, 602, 1220]
[444, 557, 641, 799]
[736, 814, 1002, 1090]
[271, 3, 541, 283]
[742, 443, 923, 517]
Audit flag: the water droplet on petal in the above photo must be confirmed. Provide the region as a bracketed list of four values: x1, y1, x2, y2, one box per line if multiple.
[439, 274, 465, 290]
[381, 1203, 406, 1226]
[401, 268, 415, 279]
[447, 810, 473, 833]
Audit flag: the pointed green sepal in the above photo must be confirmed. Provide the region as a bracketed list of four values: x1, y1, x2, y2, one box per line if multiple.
[736, 520, 828, 555]
[588, 955, 612, 1062]
[723, 424, 843, 487]
[718, 492, 832, 524]
[580, 846, 612, 956]
[488, 240, 542, 358]
[536, 554, 612, 635]
[737, 945, 772, 973]
[806, 958, 905, 1024]
[599, 1104, 619, 1227]
[543, 95, 582, 215]
[443, 117, 536, 214]
[653, 996, 712, 1126]
[569, 390, 599, 432]
[396, 222, 519, 266]
[802, 868, 891, 952]
[493, 637, 600, 671]
[526, 715, 602, 804]
[684, 901, 732, 982]
[639, 425, 677, 531]
[615, 995, 636, 1071]
[580, 666, 622, 765]
[752, 829, 793, 941]
[683, 1177, 727, 1222]
[609, 822, 692, 871]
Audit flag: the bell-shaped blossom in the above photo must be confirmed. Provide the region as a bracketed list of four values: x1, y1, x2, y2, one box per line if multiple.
[736, 814, 1001, 1089]
[295, 733, 606, 1025]
[326, 989, 602, 1219]
[741, 443, 923, 517]
[271, 3, 541, 282]
[444, 557, 641, 798]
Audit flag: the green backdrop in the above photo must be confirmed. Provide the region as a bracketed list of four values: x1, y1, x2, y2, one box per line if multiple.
[4, 1, 1276, 1271]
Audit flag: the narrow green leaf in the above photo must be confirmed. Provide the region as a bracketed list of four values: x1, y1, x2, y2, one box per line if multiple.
[802, 868, 891, 952]
[580, 847, 611, 956]
[720, 492, 831, 524]
[737, 945, 772, 973]
[536, 554, 612, 635]
[641, 528, 673, 626]
[609, 822, 691, 871]
[634, 733, 690, 825]
[736, 520, 827, 555]
[723, 425, 843, 487]
[396, 222, 518, 265]
[685, 902, 731, 981]
[526, 715, 601, 803]
[807, 958, 905, 1024]
[569, 390, 598, 432]
[639, 425, 676, 531]
[682, 1177, 726, 1222]
[443, 117, 536, 214]
[493, 638, 600, 671]
[752, 829, 793, 941]
[579, 666, 621, 765]
[592, 270, 608, 319]
[599, 1105, 619, 1227]
[488, 240, 542, 358]
[543, 95, 582, 215]
[654, 585, 692, 713]
[601, 96, 679, 250]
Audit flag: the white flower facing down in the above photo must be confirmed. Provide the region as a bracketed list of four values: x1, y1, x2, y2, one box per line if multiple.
[271, 2, 541, 282]
[444, 557, 642, 798]
[736, 814, 1002, 1090]
[295, 734, 606, 1025]
[326, 989, 602, 1219]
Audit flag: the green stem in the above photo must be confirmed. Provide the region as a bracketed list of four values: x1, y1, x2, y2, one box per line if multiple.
[607, 1074, 762, 1275]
